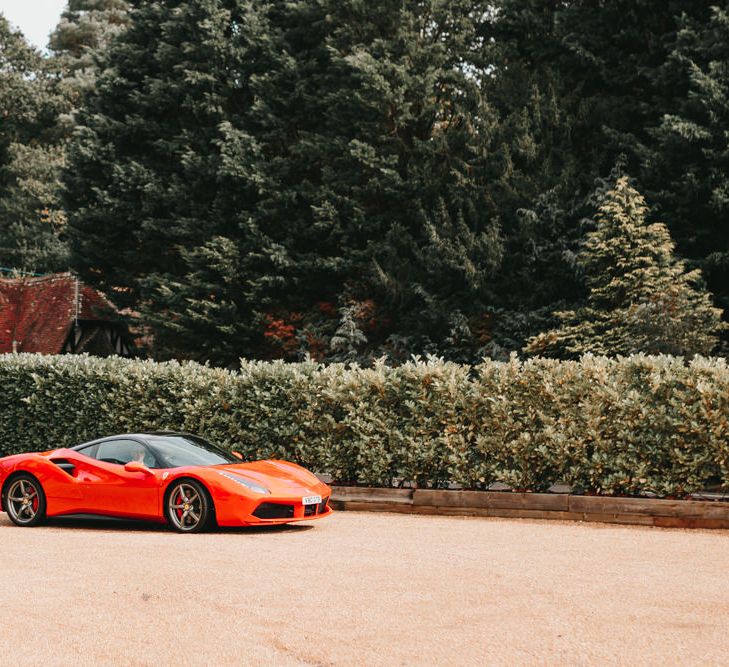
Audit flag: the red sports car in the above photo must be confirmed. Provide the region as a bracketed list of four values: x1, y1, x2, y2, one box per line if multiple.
[0, 432, 332, 532]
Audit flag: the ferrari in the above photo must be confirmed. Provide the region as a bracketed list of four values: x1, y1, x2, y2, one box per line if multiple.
[0, 432, 332, 532]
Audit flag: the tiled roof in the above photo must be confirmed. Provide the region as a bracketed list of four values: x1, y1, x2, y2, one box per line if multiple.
[0, 273, 117, 354]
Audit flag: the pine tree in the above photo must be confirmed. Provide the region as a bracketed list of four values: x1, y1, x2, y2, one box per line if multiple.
[525, 177, 725, 358]
[234, 0, 504, 357]
[0, 16, 68, 272]
[49, 0, 130, 107]
[642, 4, 729, 320]
[0, 3, 131, 274]
[64, 0, 276, 362]
[484, 1, 722, 331]
[65, 0, 505, 364]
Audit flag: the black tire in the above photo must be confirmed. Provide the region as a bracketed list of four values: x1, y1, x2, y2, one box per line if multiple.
[3, 474, 47, 527]
[164, 479, 214, 533]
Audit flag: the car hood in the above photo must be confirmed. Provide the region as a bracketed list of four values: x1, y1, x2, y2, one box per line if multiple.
[206, 460, 326, 495]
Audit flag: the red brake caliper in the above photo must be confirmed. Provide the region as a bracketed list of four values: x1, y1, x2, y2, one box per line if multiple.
[176, 490, 184, 519]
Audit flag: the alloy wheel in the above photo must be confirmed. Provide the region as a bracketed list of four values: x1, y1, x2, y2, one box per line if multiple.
[6, 478, 41, 525]
[168, 482, 205, 532]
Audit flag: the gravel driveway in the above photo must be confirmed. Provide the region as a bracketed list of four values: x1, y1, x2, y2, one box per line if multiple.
[1, 511, 727, 665]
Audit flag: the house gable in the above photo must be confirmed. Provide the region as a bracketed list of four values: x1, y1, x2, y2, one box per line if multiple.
[0, 273, 130, 356]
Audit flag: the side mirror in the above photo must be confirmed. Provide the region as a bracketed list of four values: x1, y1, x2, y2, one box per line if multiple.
[124, 461, 151, 474]
[231, 451, 243, 461]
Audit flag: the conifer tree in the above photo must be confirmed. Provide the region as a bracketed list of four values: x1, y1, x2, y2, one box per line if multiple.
[64, 0, 275, 361]
[525, 177, 725, 358]
[49, 0, 130, 107]
[642, 4, 729, 319]
[0, 3, 131, 274]
[209, 0, 504, 357]
[485, 1, 722, 324]
[0, 16, 68, 272]
[65, 0, 504, 363]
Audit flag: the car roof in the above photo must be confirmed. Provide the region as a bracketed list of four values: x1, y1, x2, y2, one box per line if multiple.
[70, 432, 197, 449]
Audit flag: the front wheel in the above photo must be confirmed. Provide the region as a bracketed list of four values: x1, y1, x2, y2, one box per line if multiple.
[4, 475, 47, 527]
[165, 480, 214, 533]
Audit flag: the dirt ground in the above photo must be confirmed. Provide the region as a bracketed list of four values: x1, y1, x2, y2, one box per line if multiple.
[0, 510, 727, 666]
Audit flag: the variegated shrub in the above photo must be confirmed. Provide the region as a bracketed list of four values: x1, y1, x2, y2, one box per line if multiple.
[0, 353, 727, 496]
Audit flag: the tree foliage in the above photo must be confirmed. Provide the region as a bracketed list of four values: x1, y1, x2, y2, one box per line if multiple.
[65, 0, 506, 364]
[49, 0, 131, 107]
[526, 177, 725, 357]
[0, 2, 130, 275]
[64, 0, 272, 362]
[0, 16, 68, 272]
[484, 1, 725, 322]
[1, 0, 727, 362]
[642, 4, 729, 318]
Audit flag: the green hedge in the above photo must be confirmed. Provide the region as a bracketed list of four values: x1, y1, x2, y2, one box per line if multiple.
[1, 353, 728, 496]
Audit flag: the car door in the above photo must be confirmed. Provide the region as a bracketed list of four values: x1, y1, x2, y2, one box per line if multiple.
[74, 438, 161, 519]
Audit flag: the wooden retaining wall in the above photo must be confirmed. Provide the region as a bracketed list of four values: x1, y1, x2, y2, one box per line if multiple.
[330, 487, 729, 529]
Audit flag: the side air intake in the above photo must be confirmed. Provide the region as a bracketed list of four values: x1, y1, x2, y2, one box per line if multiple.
[50, 459, 76, 476]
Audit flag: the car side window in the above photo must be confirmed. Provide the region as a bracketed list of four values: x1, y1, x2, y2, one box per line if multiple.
[94, 439, 158, 468]
[76, 443, 99, 459]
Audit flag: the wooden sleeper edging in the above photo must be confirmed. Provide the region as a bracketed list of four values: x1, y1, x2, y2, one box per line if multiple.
[330, 486, 729, 529]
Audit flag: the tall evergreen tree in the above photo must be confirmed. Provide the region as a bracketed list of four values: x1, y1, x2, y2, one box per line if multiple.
[63, 0, 729, 362]
[485, 1, 722, 325]
[240, 0, 503, 355]
[0, 3, 131, 275]
[641, 3, 729, 319]
[65, 0, 274, 361]
[0, 16, 68, 272]
[66, 0, 505, 364]
[525, 177, 725, 358]
[49, 0, 130, 108]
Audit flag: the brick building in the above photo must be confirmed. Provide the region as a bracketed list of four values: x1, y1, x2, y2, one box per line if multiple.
[0, 273, 132, 356]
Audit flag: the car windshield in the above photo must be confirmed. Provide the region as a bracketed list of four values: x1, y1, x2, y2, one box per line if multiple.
[146, 435, 238, 468]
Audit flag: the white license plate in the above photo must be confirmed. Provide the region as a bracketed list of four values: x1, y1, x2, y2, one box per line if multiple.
[302, 495, 322, 505]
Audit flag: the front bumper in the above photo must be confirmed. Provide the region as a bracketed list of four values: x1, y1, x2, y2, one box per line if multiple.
[216, 492, 334, 527]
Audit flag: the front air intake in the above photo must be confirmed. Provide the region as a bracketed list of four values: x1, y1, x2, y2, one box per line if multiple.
[252, 503, 295, 519]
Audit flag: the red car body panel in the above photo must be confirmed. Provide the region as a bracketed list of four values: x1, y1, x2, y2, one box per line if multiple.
[0, 448, 333, 527]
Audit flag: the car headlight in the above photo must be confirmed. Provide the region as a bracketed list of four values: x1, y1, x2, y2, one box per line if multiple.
[217, 471, 270, 495]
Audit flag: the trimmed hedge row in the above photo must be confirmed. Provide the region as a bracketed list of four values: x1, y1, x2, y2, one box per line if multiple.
[1, 353, 728, 496]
